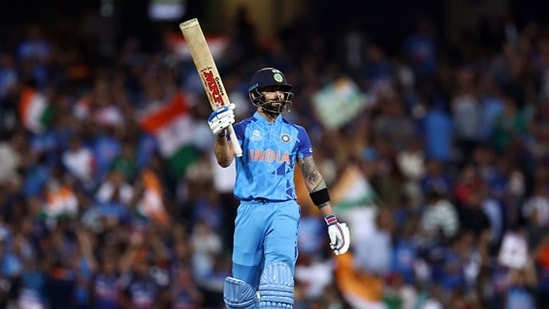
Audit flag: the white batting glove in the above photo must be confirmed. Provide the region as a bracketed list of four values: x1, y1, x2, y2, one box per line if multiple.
[325, 214, 350, 255]
[208, 103, 236, 136]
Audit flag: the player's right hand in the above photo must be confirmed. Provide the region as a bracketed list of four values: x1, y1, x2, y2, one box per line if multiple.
[208, 103, 236, 136]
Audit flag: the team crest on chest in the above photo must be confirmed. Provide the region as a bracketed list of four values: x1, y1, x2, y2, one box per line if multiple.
[281, 134, 290, 143]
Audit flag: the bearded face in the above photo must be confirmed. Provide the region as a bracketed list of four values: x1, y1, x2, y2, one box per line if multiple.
[250, 86, 293, 115]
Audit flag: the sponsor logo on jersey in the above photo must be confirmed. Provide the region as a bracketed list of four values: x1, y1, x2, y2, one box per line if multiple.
[251, 130, 262, 141]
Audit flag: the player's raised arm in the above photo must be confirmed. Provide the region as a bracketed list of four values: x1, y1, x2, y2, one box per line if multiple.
[208, 103, 236, 167]
[298, 156, 351, 255]
[179, 18, 243, 157]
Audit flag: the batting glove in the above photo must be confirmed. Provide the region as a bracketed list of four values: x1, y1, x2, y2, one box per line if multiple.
[208, 103, 236, 136]
[325, 214, 350, 255]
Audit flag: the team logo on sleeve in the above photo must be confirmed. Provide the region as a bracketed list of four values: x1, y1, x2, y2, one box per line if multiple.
[281, 134, 290, 143]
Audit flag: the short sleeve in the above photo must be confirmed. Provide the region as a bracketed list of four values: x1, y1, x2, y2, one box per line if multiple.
[296, 126, 313, 158]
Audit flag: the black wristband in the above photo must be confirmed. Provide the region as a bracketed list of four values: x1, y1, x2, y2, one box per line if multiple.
[310, 188, 330, 208]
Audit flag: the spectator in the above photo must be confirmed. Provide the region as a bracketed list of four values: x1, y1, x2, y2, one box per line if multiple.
[354, 208, 394, 276]
[16, 24, 52, 90]
[62, 134, 96, 191]
[190, 220, 222, 286]
[170, 264, 203, 308]
[534, 233, 549, 308]
[419, 158, 453, 197]
[504, 261, 538, 309]
[91, 254, 122, 309]
[490, 88, 530, 152]
[0, 130, 24, 187]
[94, 168, 135, 225]
[422, 98, 454, 163]
[419, 189, 459, 241]
[294, 253, 333, 300]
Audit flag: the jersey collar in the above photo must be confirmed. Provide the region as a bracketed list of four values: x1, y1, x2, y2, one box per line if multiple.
[253, 112, 282, 124]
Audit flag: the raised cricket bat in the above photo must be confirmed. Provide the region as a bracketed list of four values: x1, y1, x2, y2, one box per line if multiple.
[179, 18, 243, 157]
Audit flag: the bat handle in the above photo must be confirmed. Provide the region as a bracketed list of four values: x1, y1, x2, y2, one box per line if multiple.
[227, 125, 243, 157]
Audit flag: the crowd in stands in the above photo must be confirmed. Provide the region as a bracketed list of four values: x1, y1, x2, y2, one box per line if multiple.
[1, 5, 549, 309]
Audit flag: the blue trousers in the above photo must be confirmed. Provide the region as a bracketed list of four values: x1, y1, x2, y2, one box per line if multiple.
[231, 200, 300, 288]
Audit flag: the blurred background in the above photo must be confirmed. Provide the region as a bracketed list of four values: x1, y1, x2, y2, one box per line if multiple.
[1, 0, 549, 308]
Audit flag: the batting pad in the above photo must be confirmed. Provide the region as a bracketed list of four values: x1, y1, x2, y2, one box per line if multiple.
[259, 262, 294, 308]
[224, 277, 259, 309]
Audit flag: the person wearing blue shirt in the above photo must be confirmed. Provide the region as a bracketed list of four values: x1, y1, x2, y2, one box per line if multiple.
[207, 67, 351, 309]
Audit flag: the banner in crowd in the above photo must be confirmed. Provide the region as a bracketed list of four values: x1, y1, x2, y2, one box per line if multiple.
[312, 77, 367, 129]
[498, 231, 528, 269]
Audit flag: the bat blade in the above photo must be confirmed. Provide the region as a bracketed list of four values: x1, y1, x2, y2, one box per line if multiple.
[179, 18, 243, 157]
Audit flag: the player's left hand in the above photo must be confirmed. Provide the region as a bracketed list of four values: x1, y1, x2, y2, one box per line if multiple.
[325, 214, 350, 255]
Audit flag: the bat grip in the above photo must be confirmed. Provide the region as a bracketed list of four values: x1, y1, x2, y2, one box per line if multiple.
[227, 125, 243, 157]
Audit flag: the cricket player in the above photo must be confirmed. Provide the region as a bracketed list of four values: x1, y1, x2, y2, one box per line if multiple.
[207, 67, 350, 308]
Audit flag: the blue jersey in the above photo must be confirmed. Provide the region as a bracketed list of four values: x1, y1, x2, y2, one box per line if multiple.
[232, 113, 313, 201]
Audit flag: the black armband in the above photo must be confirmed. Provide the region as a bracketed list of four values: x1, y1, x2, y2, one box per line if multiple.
[310, 188, 331, 208]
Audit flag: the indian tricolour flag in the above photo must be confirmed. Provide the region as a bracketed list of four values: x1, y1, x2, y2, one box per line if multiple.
[140, 92, 200, 179]
[136, 168, 169, 225]
[167, 32, 229, 61]
[19, 87, 53, 134]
